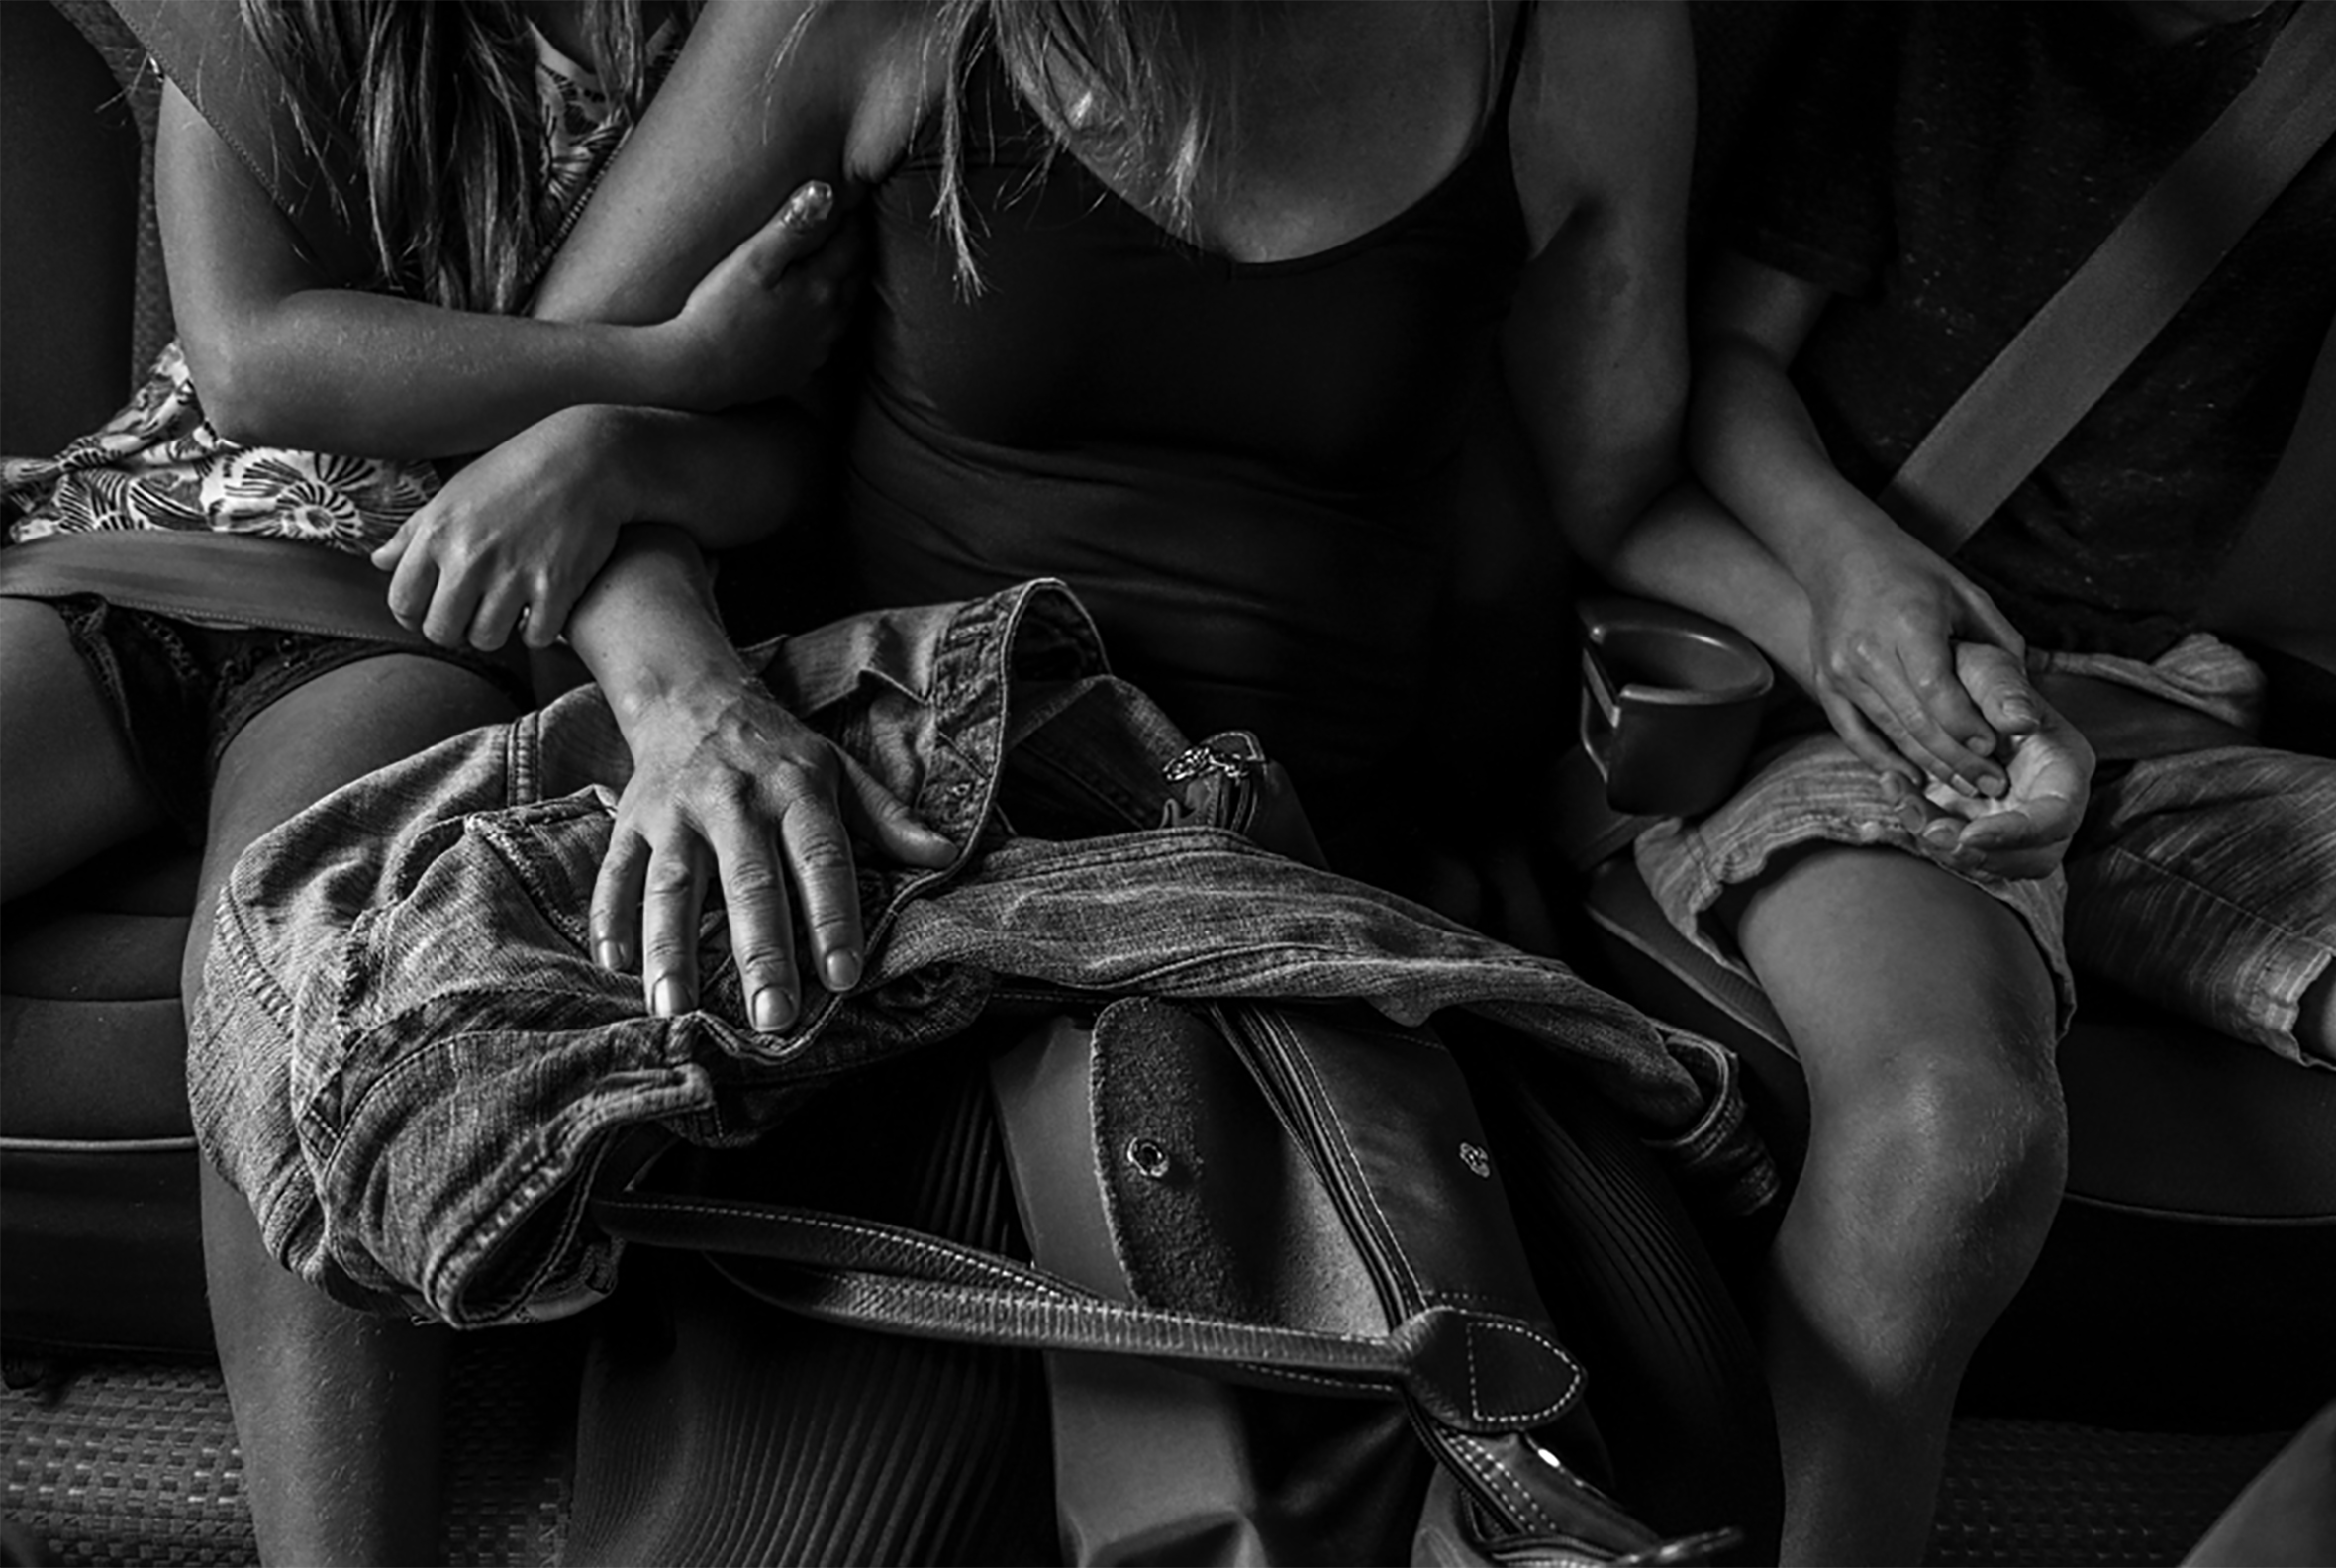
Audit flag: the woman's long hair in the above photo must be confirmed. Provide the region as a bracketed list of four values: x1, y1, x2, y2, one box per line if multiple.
[924, 0, 1272, 289]
[241, 0, 662, 313]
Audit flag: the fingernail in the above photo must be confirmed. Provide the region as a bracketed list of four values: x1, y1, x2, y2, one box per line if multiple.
[751, 986, 795, 1033]
[1979, 772, 2007, 799]
[825, 950, 862, 991]
[783, 181, 833, 227]
[652, 977, 688, 1017]
[596, 939, 626, 971]
[2004, 702, 2040, 728]
[1967, 732, 1996, 756]
[1949, 772, 1977, 796]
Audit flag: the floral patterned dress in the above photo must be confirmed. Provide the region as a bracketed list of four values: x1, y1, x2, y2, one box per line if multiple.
[2, 25, 669, 555]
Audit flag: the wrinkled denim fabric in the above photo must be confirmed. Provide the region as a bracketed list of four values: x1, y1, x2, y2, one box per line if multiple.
[193, 580, 1775, 1328]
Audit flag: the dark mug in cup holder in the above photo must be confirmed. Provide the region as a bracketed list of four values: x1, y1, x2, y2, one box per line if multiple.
[1579, 596, 1775, 817]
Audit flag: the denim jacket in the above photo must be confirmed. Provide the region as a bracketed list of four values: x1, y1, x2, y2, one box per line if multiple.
[193, 580, 1775, 1328]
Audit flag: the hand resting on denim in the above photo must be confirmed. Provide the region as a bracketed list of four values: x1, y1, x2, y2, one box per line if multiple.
[573, 533, 954, 1032]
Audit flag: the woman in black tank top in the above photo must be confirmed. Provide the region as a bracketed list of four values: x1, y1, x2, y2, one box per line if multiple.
[843, 6, 1536, 884]
[377, 2, 1782, 1558]
[530, 0, 1712, 965]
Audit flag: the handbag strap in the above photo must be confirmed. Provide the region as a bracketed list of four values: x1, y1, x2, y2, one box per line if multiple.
[592, 1176, 1565, 1439]
[594, 1190, 1733, 1557]
[1879, 2, 2336, 559]
[0, 529, 435, 645]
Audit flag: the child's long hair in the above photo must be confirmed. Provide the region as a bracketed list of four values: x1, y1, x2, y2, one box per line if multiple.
[241, 0, 664, 313]
[924, 0, 1273, 289]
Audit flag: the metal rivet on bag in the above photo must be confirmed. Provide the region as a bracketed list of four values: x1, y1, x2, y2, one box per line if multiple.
[1125, 1136, 1174, 1180]
[1459, 1141, 1492, 1179]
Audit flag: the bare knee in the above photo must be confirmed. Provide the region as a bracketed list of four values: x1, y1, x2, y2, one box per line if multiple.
[1737, 842, 2069, 1276]
[1835, 1045, 2067, 1267]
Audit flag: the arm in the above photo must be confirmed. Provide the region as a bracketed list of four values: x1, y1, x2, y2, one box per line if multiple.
[1690, 251, 2024, 793]
[372, 394, 831, 651]
[1499, 2, 1694, 572]
[158, 76, 846, 457]
[358, 0, 912, 646]
[530, 0, 934, 325]
[521, 2, 947, 1021]
[1501, 9, 1830, 670]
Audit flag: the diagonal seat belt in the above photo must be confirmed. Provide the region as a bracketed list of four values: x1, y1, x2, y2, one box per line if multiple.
[1877, 1, 2336, 580]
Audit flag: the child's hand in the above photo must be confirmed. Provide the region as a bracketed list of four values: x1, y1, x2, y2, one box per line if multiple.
[372, 405, 631, 650]
[1883, 642, 2093, 881]
[653, 180, 863, 410]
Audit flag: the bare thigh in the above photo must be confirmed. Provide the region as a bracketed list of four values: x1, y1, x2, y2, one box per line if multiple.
[182, 651, 522, 999]
[0, 598, 161, 901]
[1734, 843, 2061, 1115]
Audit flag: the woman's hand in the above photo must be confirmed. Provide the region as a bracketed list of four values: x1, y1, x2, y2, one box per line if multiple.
[373, 403, 634, 649]
[1885, 642, 2093, 881]
[594, 670, 956, 1030]
[647, 180, 864, 411]
[1801, 508, 2027, 798]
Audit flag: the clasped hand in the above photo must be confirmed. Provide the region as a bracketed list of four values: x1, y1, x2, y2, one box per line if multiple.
[1795, 518, 2093, 876]
[1803, 517, 2029, 798]
[371, 181, 862, 651]
[1882, 642, 2093, 880]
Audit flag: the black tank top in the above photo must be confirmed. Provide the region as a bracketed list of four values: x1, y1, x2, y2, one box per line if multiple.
[842, 7, 1535, 873]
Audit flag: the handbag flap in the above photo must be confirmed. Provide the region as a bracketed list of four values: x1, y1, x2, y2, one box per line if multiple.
[1083, 997, 1386, 1337]
[1074, 997, 1585, 1432]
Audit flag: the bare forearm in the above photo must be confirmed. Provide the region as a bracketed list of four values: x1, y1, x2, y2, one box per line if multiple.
[566, 527, 751, 732]
[1688, 336, 1901, 584]
[190, 292, 692, 459]
[157, 80, 692, 458]
[584, 401, 826, 550]
[1603, 480, 1817, 691]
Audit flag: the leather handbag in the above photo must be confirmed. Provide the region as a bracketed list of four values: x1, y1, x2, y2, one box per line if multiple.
[592, 1000, 1737, 1566]
[584, 736, 1745, 1565]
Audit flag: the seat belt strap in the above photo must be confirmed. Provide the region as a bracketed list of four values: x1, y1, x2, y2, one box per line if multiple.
[1879, 3, 2336, 559]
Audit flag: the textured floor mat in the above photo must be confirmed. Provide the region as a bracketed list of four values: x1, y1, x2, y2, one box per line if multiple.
[2, 1326, 579, 1567]
[2, 1352, 2294, 1567]
[1929, 1420, 2292, 1566]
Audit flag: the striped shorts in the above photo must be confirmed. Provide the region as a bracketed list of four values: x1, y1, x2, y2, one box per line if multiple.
[1633, 636, 2336, 1066]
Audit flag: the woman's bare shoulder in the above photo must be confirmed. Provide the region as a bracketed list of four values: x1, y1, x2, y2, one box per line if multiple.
[532, 0, 946, 320]
[1508, 0, 1696, 250]
[681, 0, 944, 186]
